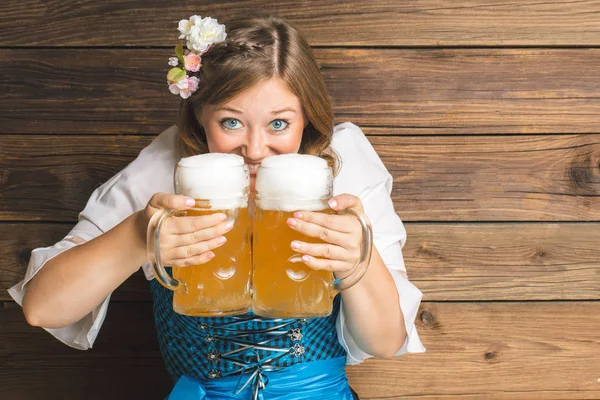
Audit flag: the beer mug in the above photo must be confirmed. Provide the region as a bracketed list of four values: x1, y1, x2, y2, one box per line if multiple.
[147, 153, 252, 316]
[252, 154, 373, 318]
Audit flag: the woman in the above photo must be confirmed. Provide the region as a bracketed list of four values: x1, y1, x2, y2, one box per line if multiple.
[9, 13, 425, 399]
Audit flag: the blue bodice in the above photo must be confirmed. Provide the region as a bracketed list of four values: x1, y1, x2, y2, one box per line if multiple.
[149, 278, 348, 398]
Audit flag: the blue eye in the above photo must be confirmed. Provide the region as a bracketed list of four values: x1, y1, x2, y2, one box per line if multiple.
[271, 119, 289, 131]
[220, 118, 290, 132]
[221, 118, 240, 130]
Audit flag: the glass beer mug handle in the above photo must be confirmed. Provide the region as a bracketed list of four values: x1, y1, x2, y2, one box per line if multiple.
[147, 208, 187, 293]
[332, 207, 373, 292]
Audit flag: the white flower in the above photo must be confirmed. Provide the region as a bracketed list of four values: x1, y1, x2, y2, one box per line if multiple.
[178, 18, 191, 39]
[178, 15, 205, 39]
[186, 16, 227, 54]
[189, 15, 203, 26]
[168, 57, 179, 67]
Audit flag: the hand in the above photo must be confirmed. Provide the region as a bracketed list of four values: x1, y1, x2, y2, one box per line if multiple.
[286, 194, 366, 279]
[142, 193, 234, 266]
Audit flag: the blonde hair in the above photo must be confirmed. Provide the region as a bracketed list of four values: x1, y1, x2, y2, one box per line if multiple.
[176, 13, 339, 174]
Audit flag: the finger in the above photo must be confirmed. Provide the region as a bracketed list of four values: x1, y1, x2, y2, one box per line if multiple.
[292, 211, 359, 234]
[169, 251, 217, 267]
[174, 220, 234, 246]
[287, 216, 346, 245]
[327, 193, 364, 213]
[290, 240, 351, 261]
[166, 235, 227, 262]
[162, 213, 228, 236]
[299, 255, 348, 273]
[149, 192, 196, 211]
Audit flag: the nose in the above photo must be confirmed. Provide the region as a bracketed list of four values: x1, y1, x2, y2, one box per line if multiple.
[242, 127, 268, 161]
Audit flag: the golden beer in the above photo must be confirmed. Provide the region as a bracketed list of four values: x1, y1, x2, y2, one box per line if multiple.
[148, 153, 252, 316]
[171, 206, 252, 316]
[252, 153, 373, 318]
[252, 207, 335, 317]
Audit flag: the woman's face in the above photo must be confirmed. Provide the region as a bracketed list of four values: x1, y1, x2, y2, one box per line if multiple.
[197, 76, 308, 190]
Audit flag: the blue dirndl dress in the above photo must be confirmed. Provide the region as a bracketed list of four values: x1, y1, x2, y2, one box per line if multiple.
[150, 278, 357, 400]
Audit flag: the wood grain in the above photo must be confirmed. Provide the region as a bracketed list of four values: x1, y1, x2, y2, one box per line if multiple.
[1, 135, 598, 222]
[403, 223, 600, 301]
[377, 135, 600, 221]
[1, 301, 598, 399]
[2, 49, 600, 135]
[2, 0, 600, 46]
[0, 301, 172, 399]
[3, 223, 600, 302]
[348, 302, 600, 398]
[0, 135, 151, 221]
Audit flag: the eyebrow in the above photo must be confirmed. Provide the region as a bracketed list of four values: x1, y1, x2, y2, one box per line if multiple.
[215, 106, 297, 114]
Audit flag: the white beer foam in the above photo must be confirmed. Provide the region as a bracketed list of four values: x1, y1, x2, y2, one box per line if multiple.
[175, 153, 249, 208]
[256, 154, 332, 212]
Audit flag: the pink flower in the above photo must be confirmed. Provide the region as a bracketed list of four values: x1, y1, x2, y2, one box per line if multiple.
[188, 76, 200, 92]
[168, 76, 200, 99]
[184, 53, 202, 72]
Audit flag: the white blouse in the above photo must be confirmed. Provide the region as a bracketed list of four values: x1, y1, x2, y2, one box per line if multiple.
[8, 121, 426, 365]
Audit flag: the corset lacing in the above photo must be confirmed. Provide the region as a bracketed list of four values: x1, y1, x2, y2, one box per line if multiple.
[199, 315, 307, 400]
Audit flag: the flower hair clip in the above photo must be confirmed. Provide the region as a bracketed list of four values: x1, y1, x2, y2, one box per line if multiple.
[167, 15, 227, 99]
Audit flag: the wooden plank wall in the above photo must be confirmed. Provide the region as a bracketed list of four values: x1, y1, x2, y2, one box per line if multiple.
[2, 1, 600, 399]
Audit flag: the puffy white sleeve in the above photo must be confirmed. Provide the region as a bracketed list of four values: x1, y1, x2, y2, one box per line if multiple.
[330, 122, 426, 365]
[7, 200, 120, 350]
[7, 125, 180, 350]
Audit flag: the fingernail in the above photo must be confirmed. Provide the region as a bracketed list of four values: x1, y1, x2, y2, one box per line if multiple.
[294, 212, 303, 219]
[218, 213, 228, 221]
[328, 199, 337, 208]
[302, 255, 311, 263]
[224, 221, 234, 230]
[207, 251, 215, 259]
[291, 241, 300, 250]
[287, 218, 297, 227]
[217, 236, 226, 245]
[185, 198, 196, 206]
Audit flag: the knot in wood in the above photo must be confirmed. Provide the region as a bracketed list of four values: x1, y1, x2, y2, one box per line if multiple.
[420, 310, 435, 326]
[485, 351, 496, 360]
[567, 153, 598, 195]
